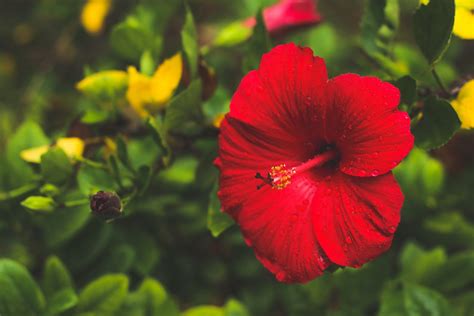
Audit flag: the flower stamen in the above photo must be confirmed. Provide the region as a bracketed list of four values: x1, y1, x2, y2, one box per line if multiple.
[255, 149, 339, 190]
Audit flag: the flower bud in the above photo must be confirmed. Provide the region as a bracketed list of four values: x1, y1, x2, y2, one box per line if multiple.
[90, 191, 122, 221]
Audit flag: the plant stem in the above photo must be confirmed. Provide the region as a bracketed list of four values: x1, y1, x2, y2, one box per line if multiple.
[63, 199, 89, 208]
[0, 183, 38, 201]
[431, 68, 449, 96]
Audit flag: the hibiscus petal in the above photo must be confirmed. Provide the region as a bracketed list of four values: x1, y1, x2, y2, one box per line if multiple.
[229, 43, 328, 140]
[322, 74, 414, 177]
[231, 174, 331, 283]
[312, 172, 402, 267]
[217, 118, 331, 283]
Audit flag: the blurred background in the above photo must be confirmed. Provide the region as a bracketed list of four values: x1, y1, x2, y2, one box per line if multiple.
[0, 0, 473, 315]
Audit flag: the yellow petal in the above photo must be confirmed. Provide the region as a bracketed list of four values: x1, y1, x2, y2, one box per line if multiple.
[126, 66, 154, 117]
[81, 0, 112, 35]
[76, 70, 128, 98]
[456, 0, 474, 9]
[151, 53, 183, 108]
[451, 80, 474, 129]
[20, 146, 49, 163]
[453, 7, 474, 39]
[56, 138, 85, 160]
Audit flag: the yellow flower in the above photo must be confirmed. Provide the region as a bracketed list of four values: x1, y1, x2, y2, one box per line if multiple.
[453, 0, 474, 39]
[81, 0, 112, 35]
[451, 79, 474, 129]
[126, 53, 182, 117]
[21, 138, 85, 163]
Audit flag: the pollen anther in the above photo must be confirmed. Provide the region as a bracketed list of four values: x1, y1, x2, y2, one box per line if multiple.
[269, 164, 296, 190]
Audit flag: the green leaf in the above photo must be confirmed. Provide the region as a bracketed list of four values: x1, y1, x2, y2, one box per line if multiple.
[145, 116, 169, 157]
[41, 204, 90, 248]
[403, 283, 452, 316]
[207, 181, 234, 237]
[213, 22, 253, 47]
[181, 4, 199, 78]
[423, 212, 474, 249]
[394, 75, 417, 106]
[164, 80, 204, 136]
[378, 281, 408, 316]
[45, 288, 78, 315]
[360, 0, 402, 76]
[361, 0, 399, 56]
[40, 183, 60, 197]
[140, 50, 156, 76]
[21, 196, 56, 213]
[91, 245, 136, 276]
[81, 108, 110, 125]
[77, 274, 129, 315]
[394, 148, 444, 208]
[379, 282, 453, 316]
[413, 0, 455, 65]
[139, 278, 179, 316]
[76, 71, 128, 101]
[425, 251, 474, 293]
[117, 278, 179, 316]
[0, 259, 46, 316]
[110, 17, 159, 61]
[60, 221, 113, 272]
[126, 231, 160, 276]
[224, 299, 249, 316]
[116, 135, 135, 173]
[77, 164, 118, 196]
[40, 147, 73, 185]
[42, 256, 74, 298]
[242, 10, 271, 74]
[400, 243, 447, 283]
[5, 120, 49, 188]
[413, 96, 460, 149]
[182, 306, 224, 316]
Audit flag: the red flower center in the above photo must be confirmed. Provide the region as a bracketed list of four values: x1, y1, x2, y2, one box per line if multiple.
[256, 147, 339, 190]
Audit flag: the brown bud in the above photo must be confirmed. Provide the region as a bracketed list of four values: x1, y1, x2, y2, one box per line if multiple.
[90, 191, 122, 221]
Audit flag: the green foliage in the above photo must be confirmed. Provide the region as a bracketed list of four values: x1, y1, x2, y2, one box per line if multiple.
[164, 80, 204, 136]
[0, 1, 472, 316]
[77, 274, 129, 315]
[361, 0, 401, 76]
[182, 4, 199, 78]
[110, 8, 162, 61]
[379, 282, 453, 316]
[413, 0, 455, 65]
[21, 195, 56, 213]
[394, 148, 445, 208]
[413, 96, 460, 150]
[5, 121, 49, 188]
[242, 11, 271, 73]
[0, 259, 46, 316]
[394, 75, 417, 108]
[207, 181, 234, 237]
[41, 147, 73, 185]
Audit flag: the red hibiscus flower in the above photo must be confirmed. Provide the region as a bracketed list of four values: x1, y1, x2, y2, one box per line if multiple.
[215, 43, 414, 283]
[245, 0, 322, 35]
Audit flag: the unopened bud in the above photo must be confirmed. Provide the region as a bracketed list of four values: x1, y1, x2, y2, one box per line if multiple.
[90, 191, 122, 221]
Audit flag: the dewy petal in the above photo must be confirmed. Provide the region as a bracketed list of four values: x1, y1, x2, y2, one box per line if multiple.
[217, 118, 331, 283]
[322, 74, 414, 177]
[312, 172, 402, 267]
[228, 43, 328, 140]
